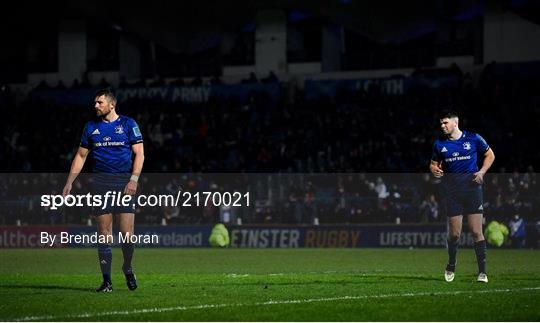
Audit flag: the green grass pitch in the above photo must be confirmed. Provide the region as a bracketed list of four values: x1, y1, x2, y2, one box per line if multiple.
[1, 248, 539, 321]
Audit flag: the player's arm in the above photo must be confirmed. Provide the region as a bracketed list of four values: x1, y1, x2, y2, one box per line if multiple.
[430, 141, 443, 178]
[124, 143, 145, 195]
[63, 146, 90, 196]
[430, 160, 444, 178]
[473, 148, 495, 184]
[479, 148, 495, 173]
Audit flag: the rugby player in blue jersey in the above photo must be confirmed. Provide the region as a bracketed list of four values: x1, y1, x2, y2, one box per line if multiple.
[62, 88, 144, 292]
[430, 110, 495, 283]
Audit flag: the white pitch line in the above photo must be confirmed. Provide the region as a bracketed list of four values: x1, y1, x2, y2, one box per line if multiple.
[226, 273, 250, 277]
[227, 272, 361, 277]
[10, 286, 540, 322]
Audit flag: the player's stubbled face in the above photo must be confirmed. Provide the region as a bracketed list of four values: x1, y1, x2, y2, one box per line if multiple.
[439, 118, 456, 135]
[94, 95, 113, 117]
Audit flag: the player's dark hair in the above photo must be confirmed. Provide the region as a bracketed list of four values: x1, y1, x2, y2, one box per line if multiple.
[95, 88, 117, 105]
[439, 110, 459, 119]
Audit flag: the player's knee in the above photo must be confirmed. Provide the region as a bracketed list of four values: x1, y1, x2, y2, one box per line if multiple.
[120, 230, 134, 237]
[97, 229, 112, 237]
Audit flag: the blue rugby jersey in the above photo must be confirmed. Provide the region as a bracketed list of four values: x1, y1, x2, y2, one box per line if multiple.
[431, 131, 489, 191]
[80, 115, 143, 173]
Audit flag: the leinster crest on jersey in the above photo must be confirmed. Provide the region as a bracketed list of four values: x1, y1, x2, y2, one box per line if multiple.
[115, 125, 124, 134]
[463, 142, 471, 150]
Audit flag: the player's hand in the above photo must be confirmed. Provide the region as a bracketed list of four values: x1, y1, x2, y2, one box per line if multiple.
[473, 171, 485, 184]
[62, 183, 72, 197]
[124, 180, 138, 195]
[431, 165, 444, 178]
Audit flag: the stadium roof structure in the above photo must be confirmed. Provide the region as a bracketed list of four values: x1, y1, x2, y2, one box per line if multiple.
[2, 0, 539, 59]
[5, 0, 535, 51]
[67, 0, 463, 52]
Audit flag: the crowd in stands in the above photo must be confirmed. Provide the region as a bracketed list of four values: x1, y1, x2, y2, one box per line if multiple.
[0, 62, 539, 226]
[26, 69, 279, 92]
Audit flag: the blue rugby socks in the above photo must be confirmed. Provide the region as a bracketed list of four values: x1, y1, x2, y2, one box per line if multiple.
[447, 239, 459, 270]
[121, 243, 134, 274]
[474, 240, 487, 274]
[98, 243, 112, 283]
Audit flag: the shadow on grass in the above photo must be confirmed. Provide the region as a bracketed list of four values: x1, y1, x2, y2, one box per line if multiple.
[0, 284, 91, 292]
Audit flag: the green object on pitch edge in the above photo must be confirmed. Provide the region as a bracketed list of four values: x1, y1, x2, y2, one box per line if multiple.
[209, 223, 230, 247]
[485, 221, 500, 235]
[487, 230, 504, 247]
[485, 221, 507, 247]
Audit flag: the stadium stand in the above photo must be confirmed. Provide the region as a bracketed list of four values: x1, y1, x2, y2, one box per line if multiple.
[0, 62, 538, 226]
